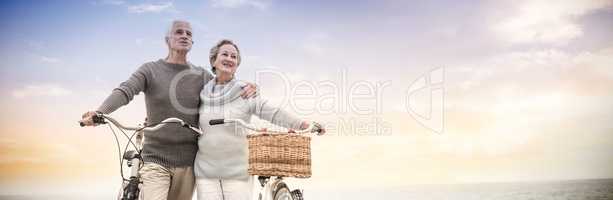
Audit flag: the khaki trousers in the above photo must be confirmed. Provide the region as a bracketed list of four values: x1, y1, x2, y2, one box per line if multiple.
[139, 162, 195, 200]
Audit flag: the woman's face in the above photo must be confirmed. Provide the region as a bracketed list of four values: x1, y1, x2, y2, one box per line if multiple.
[213, 44, 239, 76]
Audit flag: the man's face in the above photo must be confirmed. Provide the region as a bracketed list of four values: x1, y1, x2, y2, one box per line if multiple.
[167, 22, 193, 52]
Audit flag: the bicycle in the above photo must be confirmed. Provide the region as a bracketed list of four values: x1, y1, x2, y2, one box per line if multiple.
[208, 118, 324, 200]
[79, 113, 202, 200]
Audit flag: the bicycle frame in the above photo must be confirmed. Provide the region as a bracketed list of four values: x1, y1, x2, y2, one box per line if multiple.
[81, 113, 202, 200]
[83, 115, 316, 200]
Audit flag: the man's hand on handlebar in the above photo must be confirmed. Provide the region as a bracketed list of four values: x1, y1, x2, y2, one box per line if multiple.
[80, 111, 100, 127]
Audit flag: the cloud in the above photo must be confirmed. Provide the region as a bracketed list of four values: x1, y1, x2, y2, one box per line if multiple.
[11, 84, 73, 98]
[40, 56, 61, 63]
[96, 0, 125, 5]
[135, 38, 145, 46]
[128, 2, 175, 13]
[211, 0, 270, 10]
[25, 40, 43, 50]
[93, 0, 177, 14]
[441, 46, 613, 155]
[491, 0, 613, 45]
[0, 140, 77, 165]
[448, 47, 613, 119]
[451, 47, 613, 92]
[302, 31, 330, 56]
[105, 0, 125, 5]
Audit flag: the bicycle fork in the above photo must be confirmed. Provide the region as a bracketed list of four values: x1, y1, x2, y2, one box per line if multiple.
[119, 131, 145, 200]
[256, 176, 274, 200]
[255, 176, 303, 200]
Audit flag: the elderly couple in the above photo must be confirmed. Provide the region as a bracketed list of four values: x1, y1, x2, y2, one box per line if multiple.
[80, 20, 324, 200]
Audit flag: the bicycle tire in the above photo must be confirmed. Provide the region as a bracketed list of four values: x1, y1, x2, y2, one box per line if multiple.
[272, 182, 293, 200]
[291, 189, 304, 200]
[118, 177, 140, 200]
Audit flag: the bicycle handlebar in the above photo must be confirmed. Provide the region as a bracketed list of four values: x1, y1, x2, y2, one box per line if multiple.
[208, 118, 323, 135]
[79, 113, 203, 135]
[209, 119, 225, 126]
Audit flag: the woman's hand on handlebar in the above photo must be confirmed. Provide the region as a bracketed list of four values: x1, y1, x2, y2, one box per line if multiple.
[80, 111, 98, 127]
[240, 82, 258, 99]
[300, 121, 325, 135]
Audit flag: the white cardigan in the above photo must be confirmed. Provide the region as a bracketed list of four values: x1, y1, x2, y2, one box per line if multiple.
[195, 78, 303, 180]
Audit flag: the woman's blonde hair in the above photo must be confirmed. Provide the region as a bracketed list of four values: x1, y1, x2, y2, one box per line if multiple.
[209, 39, 241, 74]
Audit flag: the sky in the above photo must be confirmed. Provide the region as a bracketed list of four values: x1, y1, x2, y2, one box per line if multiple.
[0, 0, 613, 197]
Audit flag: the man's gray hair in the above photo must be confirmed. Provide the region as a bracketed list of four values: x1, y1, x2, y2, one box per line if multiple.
[165, 20, 191, 41]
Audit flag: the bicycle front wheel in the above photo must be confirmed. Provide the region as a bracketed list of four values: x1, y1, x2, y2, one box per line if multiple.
[272, 183, 293, 200]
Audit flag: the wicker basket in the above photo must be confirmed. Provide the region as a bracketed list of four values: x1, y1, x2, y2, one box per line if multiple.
[247, 133, 311, 178]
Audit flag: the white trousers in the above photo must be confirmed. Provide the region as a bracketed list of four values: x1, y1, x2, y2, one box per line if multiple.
[195, 177, 253, 200]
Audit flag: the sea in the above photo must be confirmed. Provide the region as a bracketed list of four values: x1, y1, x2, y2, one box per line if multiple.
[1, 179, 612, 200]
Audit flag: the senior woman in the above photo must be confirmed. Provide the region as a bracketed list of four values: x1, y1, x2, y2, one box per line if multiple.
[194, 39, 324, 200]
